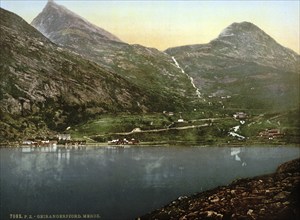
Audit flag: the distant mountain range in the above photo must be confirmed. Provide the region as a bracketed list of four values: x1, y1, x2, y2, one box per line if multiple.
[0, 0, 299, 141]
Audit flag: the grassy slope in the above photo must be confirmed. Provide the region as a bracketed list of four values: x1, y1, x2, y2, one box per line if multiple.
[69, 108, 299, 145]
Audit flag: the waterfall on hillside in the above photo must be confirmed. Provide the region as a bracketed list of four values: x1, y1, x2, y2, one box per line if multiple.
[172, 56, 202, 98]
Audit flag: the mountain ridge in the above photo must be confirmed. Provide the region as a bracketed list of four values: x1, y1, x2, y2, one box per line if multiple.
[31, 0, 123, 44]
[31, 1, 201, 107]
[166, 21, 299, 72]
[166, 21, 299, 111]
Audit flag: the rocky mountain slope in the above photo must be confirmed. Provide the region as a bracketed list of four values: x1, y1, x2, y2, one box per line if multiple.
[166, 22, 300, 111]
[139, 158, 300, 220]
[0, 7, 165, 141]
[31, 0, 200, 108]
[31, 0, 122, 44]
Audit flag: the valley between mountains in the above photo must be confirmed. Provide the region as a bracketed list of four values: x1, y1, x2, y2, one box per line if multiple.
[0, 1, 299, 145]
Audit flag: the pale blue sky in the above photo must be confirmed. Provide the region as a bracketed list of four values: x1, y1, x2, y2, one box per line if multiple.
[1, 0, 299, 53]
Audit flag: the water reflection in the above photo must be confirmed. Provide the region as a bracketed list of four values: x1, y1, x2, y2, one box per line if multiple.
[20, 146, 89, 166]
[1, 146, 299, 220]
[21, 146, 60, 153]
[230, 147, 247, 166]
[56, 149, 71, 164]
[21, 147, 31, 153]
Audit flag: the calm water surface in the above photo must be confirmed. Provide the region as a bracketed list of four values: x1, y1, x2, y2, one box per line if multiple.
[1, 146, 299, 220]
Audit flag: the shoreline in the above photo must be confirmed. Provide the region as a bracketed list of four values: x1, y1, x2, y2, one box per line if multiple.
[0, 140, 299, 148]
[138, 158, 300, 220]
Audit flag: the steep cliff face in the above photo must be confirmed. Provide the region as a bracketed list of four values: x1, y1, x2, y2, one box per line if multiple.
[31, 1, 200, 106]
[0, 8, 152, 140]
[166, 22, 300, 111]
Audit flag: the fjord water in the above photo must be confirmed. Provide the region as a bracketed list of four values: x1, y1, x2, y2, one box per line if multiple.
[1, 146, 299, 220]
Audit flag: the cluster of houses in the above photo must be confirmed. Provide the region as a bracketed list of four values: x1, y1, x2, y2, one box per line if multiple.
[231, 111, 285, 141]
[21, 134, 86, 147]
[22, 139, 57, 147]
[258, 129, 284, 139]
[108, 138, 139, 145]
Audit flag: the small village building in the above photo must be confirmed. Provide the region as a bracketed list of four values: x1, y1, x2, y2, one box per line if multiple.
[259, 129, 284, 139]
[233, 112, 247, 120]
[108, 138, 139, 145]
[22, 140, 34, 145]
[129, 138, 139, 145]
[132, 128, 142, 132]
[163, 111, 174, 116]
[57, 134, 71, 141]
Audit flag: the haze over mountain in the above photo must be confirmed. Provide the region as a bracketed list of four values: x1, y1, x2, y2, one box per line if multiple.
[31, 0, 200, 107]
[166, 22, 300, 110]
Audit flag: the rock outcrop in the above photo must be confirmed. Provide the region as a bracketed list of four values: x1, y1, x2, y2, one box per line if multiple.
[139, 158, 300, 220]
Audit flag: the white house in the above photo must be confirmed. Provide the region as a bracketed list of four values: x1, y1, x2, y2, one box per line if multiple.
[57, 134, 71, 141]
